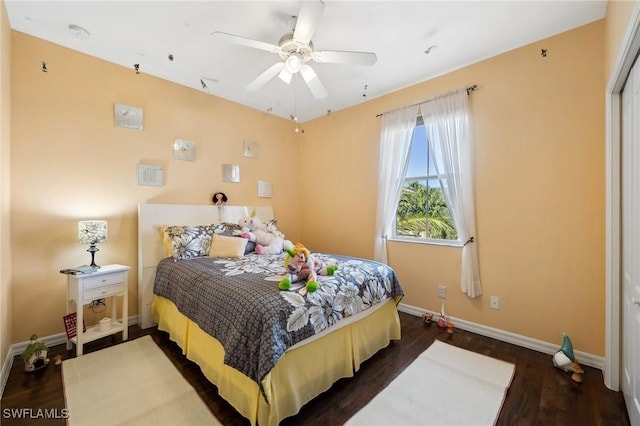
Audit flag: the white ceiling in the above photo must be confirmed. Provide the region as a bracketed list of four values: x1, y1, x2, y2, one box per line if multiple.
[6, 1, 607, 123]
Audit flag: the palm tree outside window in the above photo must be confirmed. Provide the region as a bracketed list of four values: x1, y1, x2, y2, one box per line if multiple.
[395, 118, 458, 241]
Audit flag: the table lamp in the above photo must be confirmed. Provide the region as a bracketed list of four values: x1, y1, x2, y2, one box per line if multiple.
[78, 220, 107, 268]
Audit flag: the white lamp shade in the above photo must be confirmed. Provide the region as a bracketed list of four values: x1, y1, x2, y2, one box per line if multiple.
[78, 220, 108, 244]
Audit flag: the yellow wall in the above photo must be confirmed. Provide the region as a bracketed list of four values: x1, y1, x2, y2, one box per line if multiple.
[4, 4, 636, 365]
[1, 0, 12, 366]
[10, 31, 302, 341]
[302, 21, 606, 355]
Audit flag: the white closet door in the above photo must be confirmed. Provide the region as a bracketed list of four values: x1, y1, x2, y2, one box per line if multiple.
[621, 52, 640, 426]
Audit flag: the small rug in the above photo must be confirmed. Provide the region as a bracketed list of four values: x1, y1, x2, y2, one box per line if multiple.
[62, 335, 220, 426]
[346, 339, 515, 426]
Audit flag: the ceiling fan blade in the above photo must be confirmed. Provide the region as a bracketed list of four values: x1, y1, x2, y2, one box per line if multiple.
[293, 0, 325, 45]
[211, 31, 280, 54]
[278, 68, 293, 84]
[300, 64, 327, 99]
[246, 62, 285, 91]
[313, 50, 377, 66]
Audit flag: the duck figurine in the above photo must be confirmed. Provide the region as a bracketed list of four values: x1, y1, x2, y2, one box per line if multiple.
[552, 332, 584, 382]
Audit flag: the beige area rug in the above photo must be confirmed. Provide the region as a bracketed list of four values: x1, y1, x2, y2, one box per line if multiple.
[62, 335, 221, 426]
[346, 339, 515, 426]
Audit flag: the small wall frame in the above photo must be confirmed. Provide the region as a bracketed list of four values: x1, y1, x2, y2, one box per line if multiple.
[243, 140, 260, 158]
[257, 181, 272, 198]
[173, 139, 196, 162]
[137, 164, 163, 186]
[114, 103, 143, 130]
[222, 164, 240, 183]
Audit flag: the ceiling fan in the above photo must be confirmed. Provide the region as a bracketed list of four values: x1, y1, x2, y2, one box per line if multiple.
[211, 0, 377, 99]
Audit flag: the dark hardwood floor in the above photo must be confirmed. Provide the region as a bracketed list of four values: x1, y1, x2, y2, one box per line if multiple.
[1, 312, 630, 425]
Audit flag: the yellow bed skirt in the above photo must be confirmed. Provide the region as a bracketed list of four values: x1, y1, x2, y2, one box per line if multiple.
[151, 295, 401, 426]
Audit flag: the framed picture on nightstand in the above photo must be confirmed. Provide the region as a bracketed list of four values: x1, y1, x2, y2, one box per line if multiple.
[63, 313, 86, 339]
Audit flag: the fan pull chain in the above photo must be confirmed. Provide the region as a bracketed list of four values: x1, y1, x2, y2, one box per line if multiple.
[293, 76, 301, 133]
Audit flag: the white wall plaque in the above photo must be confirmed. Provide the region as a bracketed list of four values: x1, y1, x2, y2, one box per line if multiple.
[173, 139, 196, 161]
[243, 140, 260, 158]
[257, 181, 272, 198]
[114, 103, 143, 130]
[222, 164, 240, 183]
[137, 165, 163, 186]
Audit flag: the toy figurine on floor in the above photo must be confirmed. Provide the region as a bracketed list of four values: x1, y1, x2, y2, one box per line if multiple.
[552, 332, 584, 383]
[422, 312, 433, 325]
[438, 303, 448, 328]
[438, 304, 455, 334]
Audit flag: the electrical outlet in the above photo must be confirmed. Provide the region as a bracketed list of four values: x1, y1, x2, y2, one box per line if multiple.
[490, 296, 500, 309]
[438, 285, 447, 299]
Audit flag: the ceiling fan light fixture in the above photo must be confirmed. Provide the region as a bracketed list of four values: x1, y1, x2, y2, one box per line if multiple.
[217, 0, 376, 103]
[284, 54, 302, 74]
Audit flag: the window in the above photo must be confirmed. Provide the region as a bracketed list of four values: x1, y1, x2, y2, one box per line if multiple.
[394, 118, 458, 241]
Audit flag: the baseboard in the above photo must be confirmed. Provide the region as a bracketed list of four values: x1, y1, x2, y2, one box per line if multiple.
[0, 348, 13, 401]
[0, 315, 138, 398]
[398, 303, 603, 370]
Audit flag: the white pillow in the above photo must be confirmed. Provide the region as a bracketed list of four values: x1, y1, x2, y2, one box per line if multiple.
[209, 234, 248, 258]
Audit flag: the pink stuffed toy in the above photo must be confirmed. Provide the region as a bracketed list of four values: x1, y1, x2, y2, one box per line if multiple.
[278, 243, 337, 293]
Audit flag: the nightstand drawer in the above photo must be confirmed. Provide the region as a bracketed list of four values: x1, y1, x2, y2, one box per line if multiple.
[83, 273, 126, 291]
[83, 283, 124, 302]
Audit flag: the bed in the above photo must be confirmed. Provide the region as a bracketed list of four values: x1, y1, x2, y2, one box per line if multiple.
[138, 204, 404, 425]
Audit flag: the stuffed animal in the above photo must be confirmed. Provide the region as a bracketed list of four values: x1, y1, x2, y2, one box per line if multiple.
[278, 243, 338, 293]
[237, 213, 291, 254]
[264, 219, 283, 238]
[237, 213, 263, 235]
[265, 219, 294, 252]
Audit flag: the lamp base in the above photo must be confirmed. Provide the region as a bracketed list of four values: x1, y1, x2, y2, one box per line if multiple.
[87, 245, 100, 268]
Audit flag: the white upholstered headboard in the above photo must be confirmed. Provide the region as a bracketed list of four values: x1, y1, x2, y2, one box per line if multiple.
[137, 203, 274, 329]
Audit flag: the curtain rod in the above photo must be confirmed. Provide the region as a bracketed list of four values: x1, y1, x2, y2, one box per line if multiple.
[375, 84, 478, 118]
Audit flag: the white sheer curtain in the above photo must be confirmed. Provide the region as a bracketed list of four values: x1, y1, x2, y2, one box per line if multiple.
[374, 105, 420, 264]
[419, 89, 482, 297]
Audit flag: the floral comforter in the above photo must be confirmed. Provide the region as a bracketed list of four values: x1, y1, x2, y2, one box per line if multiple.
[153, 252, 404, 394]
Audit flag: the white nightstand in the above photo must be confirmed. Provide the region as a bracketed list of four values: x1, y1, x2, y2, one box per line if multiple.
[64, 264, 130, 356]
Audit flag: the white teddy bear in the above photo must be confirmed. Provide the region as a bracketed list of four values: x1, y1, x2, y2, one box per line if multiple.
[237, 215, 292, 255]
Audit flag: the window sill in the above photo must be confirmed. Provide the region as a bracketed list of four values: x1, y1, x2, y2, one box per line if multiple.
[387, 236, 464, 248]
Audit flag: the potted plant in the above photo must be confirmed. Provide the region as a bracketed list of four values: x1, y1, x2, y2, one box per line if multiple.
[22, 334, 48, 372]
